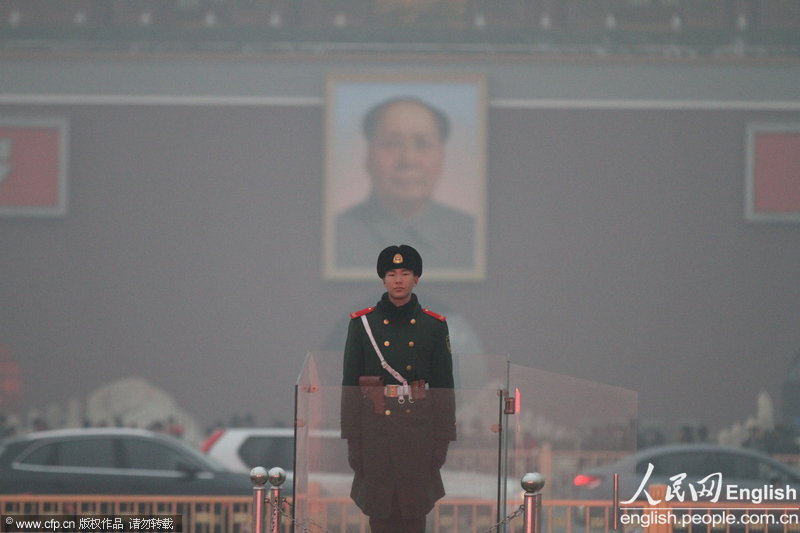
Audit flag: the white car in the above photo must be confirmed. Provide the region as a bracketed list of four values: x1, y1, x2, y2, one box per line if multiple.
[201, 427, 298, 474]
[200, 427, 346, 493]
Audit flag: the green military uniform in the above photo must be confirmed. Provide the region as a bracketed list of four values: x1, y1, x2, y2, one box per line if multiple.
[342, 293, 454, 390]
[340, 245, 456, 530]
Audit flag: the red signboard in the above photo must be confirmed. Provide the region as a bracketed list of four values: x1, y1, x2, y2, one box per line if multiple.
[747, 124, 800, 222]
[0, 118, 68, 216]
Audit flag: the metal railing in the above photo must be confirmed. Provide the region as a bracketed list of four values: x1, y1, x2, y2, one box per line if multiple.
[250, 467, 546, 533]
[0, 494, 253, 532]
[2, 485, 799, 533]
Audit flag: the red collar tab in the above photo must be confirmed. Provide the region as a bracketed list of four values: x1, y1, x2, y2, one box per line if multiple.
[422, 308, 446, 322]
[350, 306, 375, 320]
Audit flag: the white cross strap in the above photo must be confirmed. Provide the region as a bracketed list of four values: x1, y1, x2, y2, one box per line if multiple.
[360, 315, 409, 392]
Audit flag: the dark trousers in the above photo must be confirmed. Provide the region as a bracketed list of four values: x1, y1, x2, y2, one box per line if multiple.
[368, 490, 427, 533]
[369, 514, 425, 533]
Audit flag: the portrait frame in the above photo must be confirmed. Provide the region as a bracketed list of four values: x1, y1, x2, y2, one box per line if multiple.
[323, 73, 487, 281]
[745, 122, 800, 223]
[0, 117, 69, 217]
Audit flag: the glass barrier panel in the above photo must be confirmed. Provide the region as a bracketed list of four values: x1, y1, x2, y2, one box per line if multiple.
[506, 365, 638, 531]
[295, 352, 514, 533]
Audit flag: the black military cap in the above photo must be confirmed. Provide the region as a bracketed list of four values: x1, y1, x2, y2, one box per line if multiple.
[377, 244, 422, 278]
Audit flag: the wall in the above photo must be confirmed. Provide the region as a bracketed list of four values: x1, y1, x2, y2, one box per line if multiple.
[1, 55, 799, 434]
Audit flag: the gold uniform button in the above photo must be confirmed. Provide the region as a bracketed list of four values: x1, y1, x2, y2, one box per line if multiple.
[406, 365, 413, 371]
[385, 409, 392, 416]
[408, 341, 415, 348]
[383, 319, 390, 325]
[383, 341, 390, 347]
[405, 409, 412, 414]
[410, 318, 416, 325]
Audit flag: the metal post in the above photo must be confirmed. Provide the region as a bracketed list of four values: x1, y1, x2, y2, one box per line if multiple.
[268, 467, 287, 533]
[613, 473, 620, 530]
[521, 472, 546, 533]
[250, 467, 268, 533]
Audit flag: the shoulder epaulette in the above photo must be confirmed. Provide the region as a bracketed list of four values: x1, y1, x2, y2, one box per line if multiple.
[422, 308, 446, 322]
[350, 306, 375, 320]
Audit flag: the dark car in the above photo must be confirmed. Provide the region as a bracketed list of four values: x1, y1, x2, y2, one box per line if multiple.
[573, 443, 800, 501]
[572, 443, 800, 529]
[0, 428, 251, 495]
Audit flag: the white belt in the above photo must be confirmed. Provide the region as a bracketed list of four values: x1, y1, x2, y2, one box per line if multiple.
[361, 315, 409, 391]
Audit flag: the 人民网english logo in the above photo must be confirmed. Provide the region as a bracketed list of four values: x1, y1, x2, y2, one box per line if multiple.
[621, 463, 798, 505]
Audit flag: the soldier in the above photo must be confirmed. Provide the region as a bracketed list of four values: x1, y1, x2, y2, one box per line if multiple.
[341, 244, 456, 533]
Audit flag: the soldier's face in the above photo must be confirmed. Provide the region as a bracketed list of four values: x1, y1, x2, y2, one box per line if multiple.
[366, 101, 445, 210]
[382, 268, 419, 306]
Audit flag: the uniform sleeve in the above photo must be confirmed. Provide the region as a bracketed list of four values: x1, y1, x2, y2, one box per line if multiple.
[431, 320, 457, 441]
[342, 318, 365, 386]
[429, 320, 454, 389]
[341, 318, 364, 439]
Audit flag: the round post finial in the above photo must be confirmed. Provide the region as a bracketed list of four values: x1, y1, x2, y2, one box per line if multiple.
[521, 472, 546, 494]
[267, 467, 287, 487]
[250, 466, 269, 487]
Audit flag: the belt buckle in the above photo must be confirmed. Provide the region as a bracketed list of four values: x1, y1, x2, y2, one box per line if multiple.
[385, 384, 399, 398]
